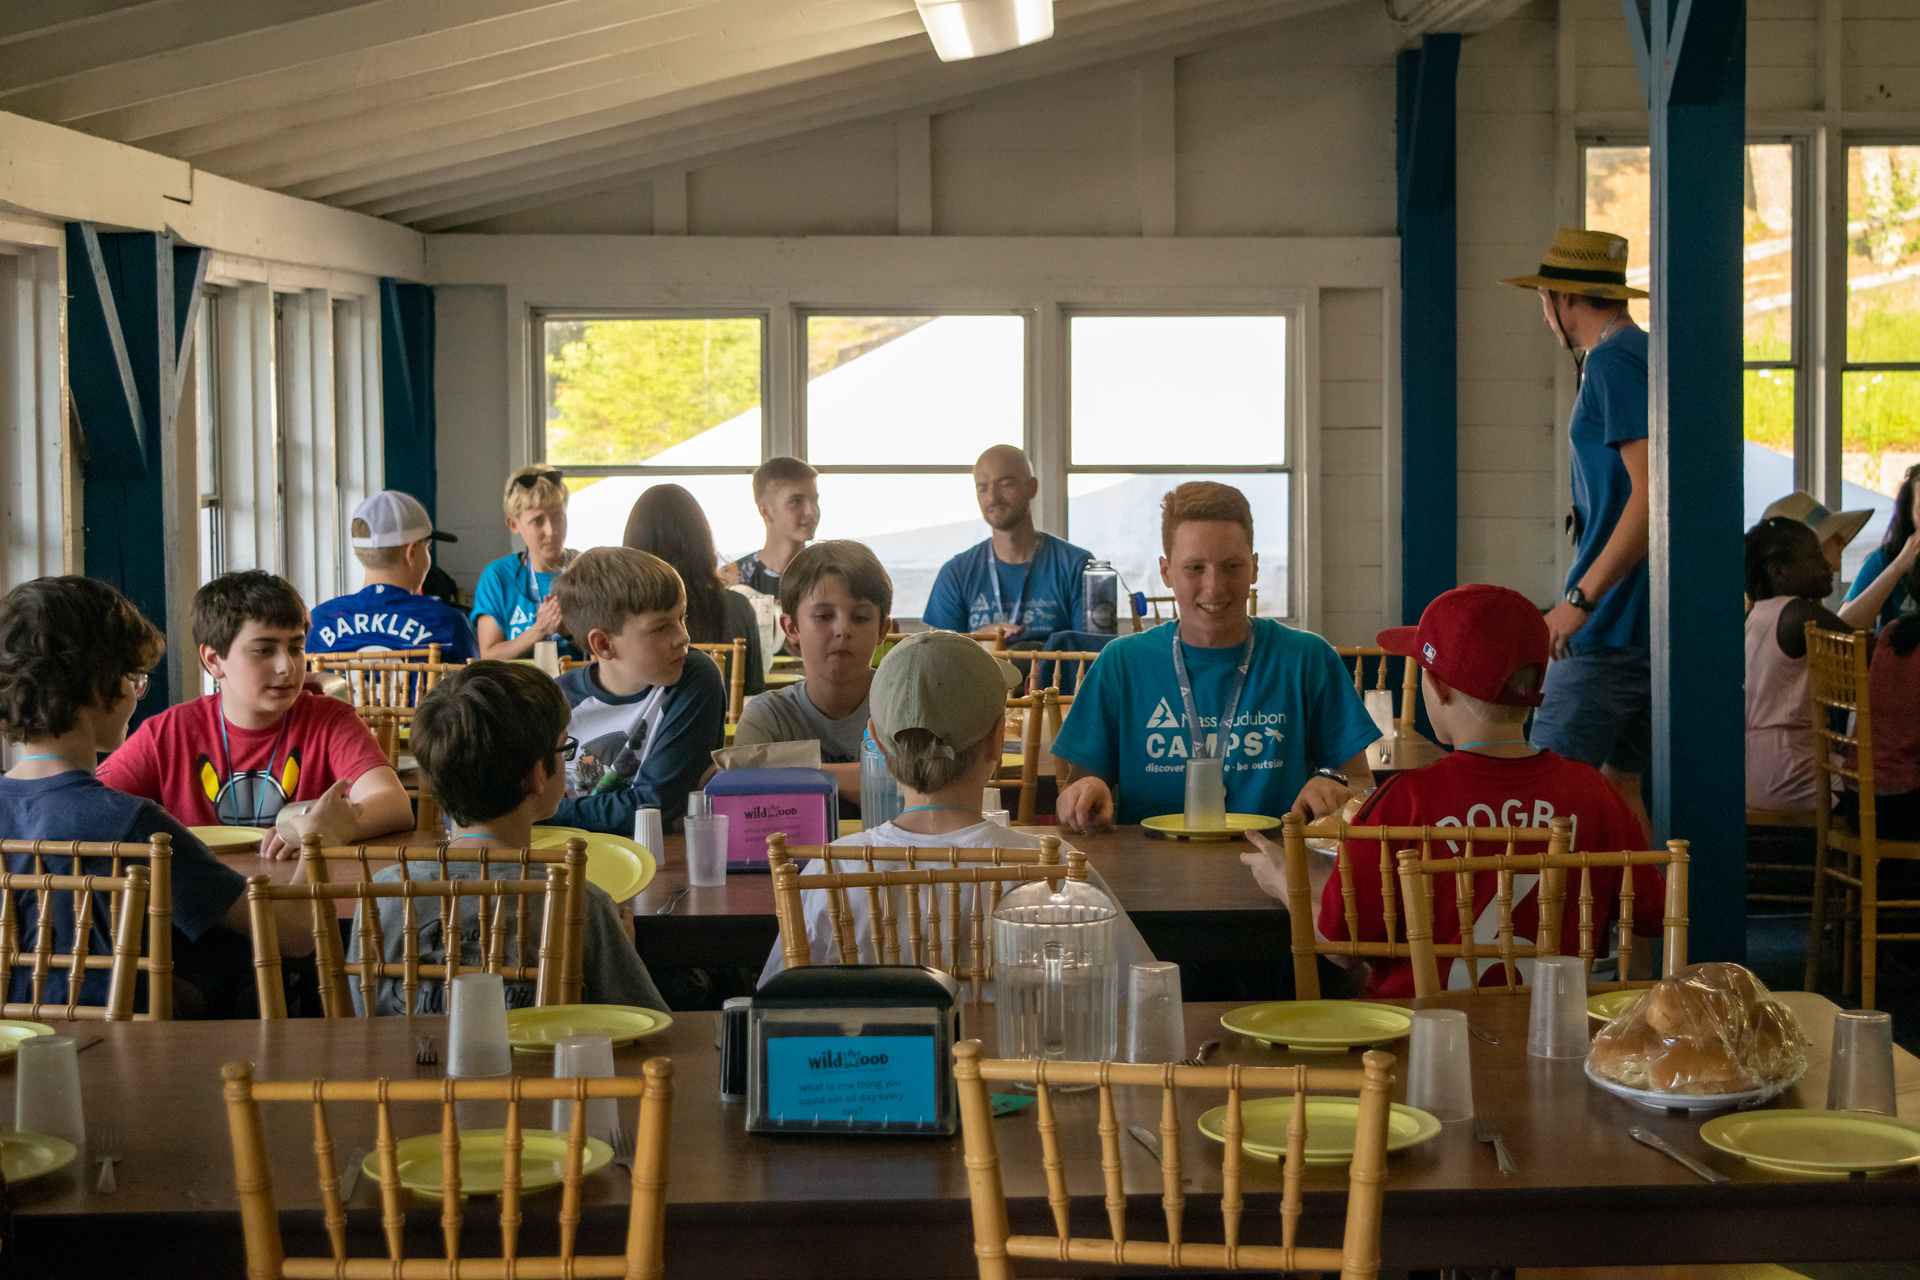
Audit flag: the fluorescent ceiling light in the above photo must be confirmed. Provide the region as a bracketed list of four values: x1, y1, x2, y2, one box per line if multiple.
[914, 0, 1054, 60]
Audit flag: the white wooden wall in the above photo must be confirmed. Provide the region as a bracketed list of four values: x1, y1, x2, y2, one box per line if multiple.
[0, 234, 67, 585]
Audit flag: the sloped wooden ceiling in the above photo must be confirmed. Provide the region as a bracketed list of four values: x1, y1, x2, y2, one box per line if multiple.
[0, 0, 1519, 231]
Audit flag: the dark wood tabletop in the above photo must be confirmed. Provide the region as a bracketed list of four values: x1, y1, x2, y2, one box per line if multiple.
[11, 991, 1916, 1277]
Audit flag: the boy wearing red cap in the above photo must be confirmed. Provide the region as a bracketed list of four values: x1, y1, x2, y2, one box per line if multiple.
[1243, 584, 1663, 997]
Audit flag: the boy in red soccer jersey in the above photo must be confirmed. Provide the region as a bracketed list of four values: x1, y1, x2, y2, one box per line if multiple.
[1242, 584, 1663, 997]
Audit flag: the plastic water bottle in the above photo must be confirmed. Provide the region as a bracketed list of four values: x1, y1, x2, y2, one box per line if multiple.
[860, 730, 904, 830]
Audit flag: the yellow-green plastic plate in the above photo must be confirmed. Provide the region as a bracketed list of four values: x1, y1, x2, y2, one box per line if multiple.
[1198, 1097, 1442, 1163]
[505, 1003, 674, 1051]
[1587, 990, 1646, 1023]
[1222, 1001, 1413, 1051]
[1, 1131, 76, 1184]
[190, 825, 270, 853]
[367, 1129, 612, 1196]
[529, 829, 655, 903]
[0, 1020, 54, 1060]
[1699, 1109, 1920, 1175]
[1142, 813, 1282, 842]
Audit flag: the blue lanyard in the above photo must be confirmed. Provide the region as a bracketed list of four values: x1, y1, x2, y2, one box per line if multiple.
[1168, 629, 1256, 760]
[217, 694, 292, 826]
[989, 539, 1037, 628]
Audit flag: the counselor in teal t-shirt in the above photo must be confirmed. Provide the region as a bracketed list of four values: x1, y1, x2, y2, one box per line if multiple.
[1050, 618, 1380, 825]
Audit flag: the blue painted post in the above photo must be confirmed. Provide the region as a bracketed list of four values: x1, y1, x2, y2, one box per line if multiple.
[381, 280, 438, 521]
[1623, 1, 1748, 960]
[1396, 34, 1459, 628]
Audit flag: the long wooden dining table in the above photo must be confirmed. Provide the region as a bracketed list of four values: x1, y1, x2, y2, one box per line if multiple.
[11, 990, 1916, 1278]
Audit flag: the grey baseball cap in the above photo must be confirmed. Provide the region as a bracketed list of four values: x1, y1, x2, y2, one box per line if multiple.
[870, 632, 1021, 758]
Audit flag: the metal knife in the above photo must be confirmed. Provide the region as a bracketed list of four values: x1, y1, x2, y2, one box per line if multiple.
[338, 1148, 372, 1203]
[1127, 1125, 1164, 1161]
[1628, 1127, 1728, 1184]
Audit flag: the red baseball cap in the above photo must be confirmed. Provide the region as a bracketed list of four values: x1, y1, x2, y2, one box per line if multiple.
[1375, 584, 1550, 707]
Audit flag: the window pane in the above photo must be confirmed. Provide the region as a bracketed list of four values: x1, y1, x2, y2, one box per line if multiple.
[1841, 369, 1916, 582]
[544, 318, 763, 466]
[1583, 146, 1651, 329]
[1848, 146, 1920, 363]
[814, 473, 990, 618]
[805, 315, 1024, 466]
[1070, 317, 1287, 466]
[1067, 472, 1289, 619]
[1745, 143, 1793, 362]
[561, 474, 759, 561]
[1743, 365, 1794, 531]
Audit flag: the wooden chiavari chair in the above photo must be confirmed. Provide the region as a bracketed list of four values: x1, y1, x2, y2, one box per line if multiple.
[1746, 804, 1819, 909]
[1042, 687, 1075, 790]
[1003, 649, 1104, 697]
[690, 637, 748, 722]
[355, 706, 444, 833]
[245, 837, 589, 1018]
[1278, 814, 1569, 999]
[1394, 840, 1689, 998]
[1331, 646, 1421, 735]
[1004, 691, 1047, 825]
[307, 645, 449, 709]
[1805, 621, 1920, 1008]
[766, 833, 1080, 1002]
[1131, 594, 1257, 633]
[223, 1056, 673, 1280]
[0, 860, 149, 1022]
[0, 835, 173, 1020]
[953, 1041, 1393, 1280]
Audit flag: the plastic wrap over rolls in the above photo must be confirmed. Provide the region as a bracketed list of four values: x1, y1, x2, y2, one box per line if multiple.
[1587, 962, 1809, 1096]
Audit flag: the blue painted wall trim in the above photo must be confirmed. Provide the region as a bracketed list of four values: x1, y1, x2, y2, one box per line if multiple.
[65, 223, 207, 721]
[381, 280, 437, 521]
[1623, 0, 1748, 961]
[1396, 34, 1460, 627]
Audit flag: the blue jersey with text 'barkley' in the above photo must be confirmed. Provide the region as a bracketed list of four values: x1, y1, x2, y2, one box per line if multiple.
[307, 583, 479, 661]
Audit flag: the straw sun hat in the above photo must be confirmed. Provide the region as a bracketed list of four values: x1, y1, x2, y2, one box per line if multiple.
[1501, 227, 1649, 300]
[1763, 491, 1874, 553]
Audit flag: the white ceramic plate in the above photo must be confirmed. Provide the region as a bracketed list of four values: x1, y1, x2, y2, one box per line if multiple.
[1583, 1058, 1802, 1112]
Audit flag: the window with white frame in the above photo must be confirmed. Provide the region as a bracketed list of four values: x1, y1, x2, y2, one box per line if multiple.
[196, 291, 227, 585]
[1066, 314, 1293, 619]
[1843, 144, 1920, 551]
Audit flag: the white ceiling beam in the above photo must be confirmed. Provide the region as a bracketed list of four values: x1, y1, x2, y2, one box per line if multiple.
[0, 0, 390, 93]
[133, 0, 913, 160]
[218, 9, 930, 192]
[374, 0, 1350, 225]
[0, 2, 159, 45]
[1382, 0, 1530, 47]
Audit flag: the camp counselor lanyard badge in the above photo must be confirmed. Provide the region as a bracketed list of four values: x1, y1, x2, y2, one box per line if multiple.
[988, 544, 1034, 630]
[1169, 629, 1256, 760]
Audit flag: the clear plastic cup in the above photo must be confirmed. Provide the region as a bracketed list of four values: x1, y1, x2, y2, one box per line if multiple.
[634, 808, 664, 861]
[1123, 961, 1187, 1064]
[1526, 956, 1590, 1059]
[1184, 756, 1226, 830]
[1826, 1009, 1897, 1115]
[1406, 1009, 1474, 1121]
[552, 1035, 620, 1142]
[447, 972, 513, 1079]
[15, 1034, 83, 1144]
[685, 814, 729, 887]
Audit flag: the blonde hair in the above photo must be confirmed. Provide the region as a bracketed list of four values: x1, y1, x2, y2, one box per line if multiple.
[503, 465, 569, 520]
[350, 518, 406, 569]
[1445, 666, 1541, 725]
[555, 546, 684, 642]
[882, 727, 999, 794]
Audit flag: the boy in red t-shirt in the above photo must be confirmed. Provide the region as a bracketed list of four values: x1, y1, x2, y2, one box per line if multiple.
[99, 571, 416, 859]
[1243, 584, 1662, 998]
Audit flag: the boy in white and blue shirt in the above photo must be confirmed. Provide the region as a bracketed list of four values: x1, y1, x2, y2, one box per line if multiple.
[308, 490, 479, 661]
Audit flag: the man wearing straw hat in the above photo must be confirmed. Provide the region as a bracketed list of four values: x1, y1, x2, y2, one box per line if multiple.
[1502, 228, 1652, 835]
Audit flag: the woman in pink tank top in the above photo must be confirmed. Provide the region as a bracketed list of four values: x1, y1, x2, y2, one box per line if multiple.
[1745, 518, 1848, 811]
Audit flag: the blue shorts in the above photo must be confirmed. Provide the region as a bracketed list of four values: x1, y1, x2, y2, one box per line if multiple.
[1529, 646, 1650, 775]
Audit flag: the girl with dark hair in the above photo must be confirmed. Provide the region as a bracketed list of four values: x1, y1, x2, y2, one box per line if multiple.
[622, 485, 764, 695]
[1745, 518, 1849, 811]
[1841, 463, 1920, 631]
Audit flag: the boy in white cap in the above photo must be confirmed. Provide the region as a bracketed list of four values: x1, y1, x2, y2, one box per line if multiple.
[308, 490, 480, 662]
[758, 630, 1154, 983]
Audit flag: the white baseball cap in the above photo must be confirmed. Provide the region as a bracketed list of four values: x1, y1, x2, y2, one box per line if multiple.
[349, 491, 455, 549]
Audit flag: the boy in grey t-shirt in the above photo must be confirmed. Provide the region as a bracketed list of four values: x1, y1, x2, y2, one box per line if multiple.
[734, 541, 892, 806]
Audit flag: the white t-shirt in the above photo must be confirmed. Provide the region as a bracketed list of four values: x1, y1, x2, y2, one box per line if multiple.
[757, 819, 1156, 993]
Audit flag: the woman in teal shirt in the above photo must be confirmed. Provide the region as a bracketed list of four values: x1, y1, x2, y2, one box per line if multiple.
[1843, 465, 1920, 631]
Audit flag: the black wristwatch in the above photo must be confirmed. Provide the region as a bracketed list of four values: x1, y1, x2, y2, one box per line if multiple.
[1312, 768, 1350, 788]
[1564, 584, 1596, 612]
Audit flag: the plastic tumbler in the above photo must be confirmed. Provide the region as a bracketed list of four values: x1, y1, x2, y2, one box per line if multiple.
[1183, 756, 1226, 830]
[15, 1034, 84, 1144]
[552, 1035, 620, 1142]
[1527, 956, 1589, 1059]
[1826, 1009, 1897, 1115]
[1406, 1009, 1475, 1121]
[1123, 961, 1187, 1064]
[685, 814, 729, 888]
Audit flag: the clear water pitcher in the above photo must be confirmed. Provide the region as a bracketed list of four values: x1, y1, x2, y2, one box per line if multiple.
[992, 871, 1119, 1086]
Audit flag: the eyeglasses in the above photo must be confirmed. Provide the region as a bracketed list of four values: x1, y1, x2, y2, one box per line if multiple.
[557, 736, 578, 762]
[125, 672, 150, 698]
[514, 469, 565, 489]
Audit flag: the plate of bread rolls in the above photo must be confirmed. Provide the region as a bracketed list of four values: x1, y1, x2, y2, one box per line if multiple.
[1584, 962, 1810, 1111]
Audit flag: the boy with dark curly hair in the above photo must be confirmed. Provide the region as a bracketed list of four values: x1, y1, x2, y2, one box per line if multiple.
[0, 577, 313, 1016]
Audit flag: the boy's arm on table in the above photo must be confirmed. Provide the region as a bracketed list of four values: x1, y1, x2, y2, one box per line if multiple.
[1239, 828, 1356, 967]
[1055, 763, 1114, 836]
[555, 664, 727, 832]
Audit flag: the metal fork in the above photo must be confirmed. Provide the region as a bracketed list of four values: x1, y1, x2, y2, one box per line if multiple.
[611, 1120, 636, 1174]
[94, 1130, 121, 1193]
[1180, 1039, 1221, 1067]
[414, 1035, 438, 1066]
[1472, 1115, 1517, 1176]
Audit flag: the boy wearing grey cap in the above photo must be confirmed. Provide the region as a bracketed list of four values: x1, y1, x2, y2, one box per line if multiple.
[758, 630, 1153, 986]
